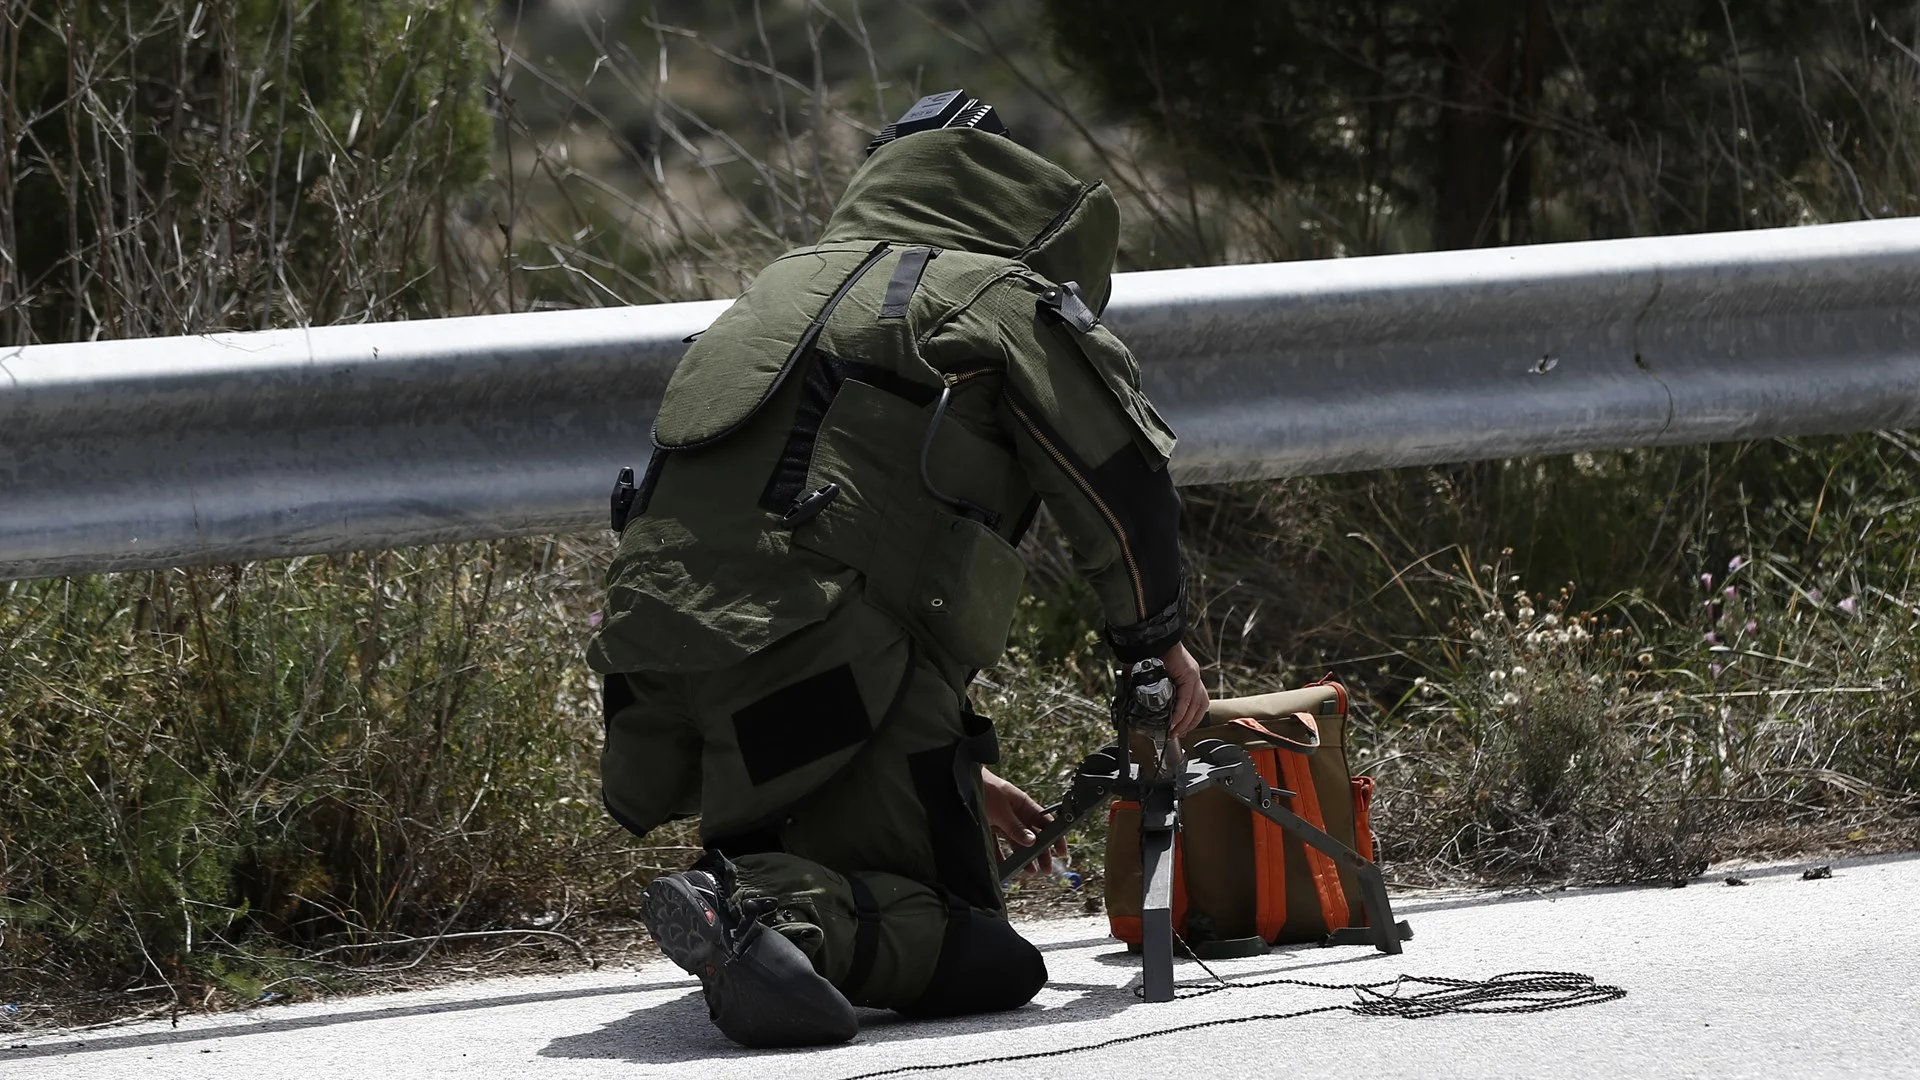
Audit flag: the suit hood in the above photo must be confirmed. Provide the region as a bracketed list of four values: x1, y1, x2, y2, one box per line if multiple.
[818, 129, 1120, 312]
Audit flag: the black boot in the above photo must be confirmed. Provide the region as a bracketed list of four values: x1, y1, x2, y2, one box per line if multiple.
[641, 853, 859, 1049]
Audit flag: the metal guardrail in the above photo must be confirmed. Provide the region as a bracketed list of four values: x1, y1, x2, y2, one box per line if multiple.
[5, 219, 1920, 581]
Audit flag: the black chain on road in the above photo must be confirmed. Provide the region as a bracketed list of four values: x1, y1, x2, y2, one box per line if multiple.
[829, 943, 1626, 1080]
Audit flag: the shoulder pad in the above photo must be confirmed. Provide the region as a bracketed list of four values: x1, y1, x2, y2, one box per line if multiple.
[1064, 323, 1177, 466]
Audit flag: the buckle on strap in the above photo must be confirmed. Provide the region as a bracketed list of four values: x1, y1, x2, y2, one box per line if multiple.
[782, 482, 841, 528]
[610, 466, 638, 533]
[1038, 280, 1099, 333]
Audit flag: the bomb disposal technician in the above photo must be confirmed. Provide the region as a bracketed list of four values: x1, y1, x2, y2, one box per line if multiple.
[587, 91, 1209, 1048]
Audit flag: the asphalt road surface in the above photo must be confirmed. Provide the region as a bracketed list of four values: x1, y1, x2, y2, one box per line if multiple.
[9, 852, 1918, 1079]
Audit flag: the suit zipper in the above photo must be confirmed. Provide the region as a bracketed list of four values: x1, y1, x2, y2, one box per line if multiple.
[1005, 397, 1147, 619]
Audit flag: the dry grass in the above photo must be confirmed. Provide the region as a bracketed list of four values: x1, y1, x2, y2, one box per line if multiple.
[1169, 438, 1920, 887]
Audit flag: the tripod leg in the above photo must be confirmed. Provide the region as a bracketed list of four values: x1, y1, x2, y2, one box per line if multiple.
[1138, 780, 1178, 1002]
[1248, 799, 1406, 955]
[996, 806, 1080, 885]
[995, 750, 1122, 884]
[1186, 744, 1408, 955]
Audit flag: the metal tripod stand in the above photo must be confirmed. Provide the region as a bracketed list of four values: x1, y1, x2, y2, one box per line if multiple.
[997, 660, 1412, 1002]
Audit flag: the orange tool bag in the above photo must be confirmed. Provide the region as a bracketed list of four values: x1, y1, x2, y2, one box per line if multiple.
[1105, 680, 1378, 954]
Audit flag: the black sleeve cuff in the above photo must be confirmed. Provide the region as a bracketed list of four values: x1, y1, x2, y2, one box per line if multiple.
[1104, 582, 1187, 663]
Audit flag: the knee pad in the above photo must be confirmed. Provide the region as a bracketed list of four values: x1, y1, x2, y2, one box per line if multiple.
[897, 909, 1046, 1017]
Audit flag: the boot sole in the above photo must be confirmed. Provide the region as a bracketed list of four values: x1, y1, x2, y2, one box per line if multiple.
[641, 875, 727, 977]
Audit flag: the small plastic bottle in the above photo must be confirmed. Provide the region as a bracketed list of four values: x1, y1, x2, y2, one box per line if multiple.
[1050, 850, 1082, 891]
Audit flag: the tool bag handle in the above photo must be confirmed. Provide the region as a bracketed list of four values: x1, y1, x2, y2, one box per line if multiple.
[1208, 684, 1343, 725]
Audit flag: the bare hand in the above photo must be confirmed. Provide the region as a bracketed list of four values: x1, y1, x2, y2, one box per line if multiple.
[1161, 641, 1211, 738]
[980, 768, 1067, 876]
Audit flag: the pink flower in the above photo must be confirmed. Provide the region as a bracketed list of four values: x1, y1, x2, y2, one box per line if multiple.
[1838, 596, 1858, 617]
[1744, 620, 1759, 636]
[1709, 662, 1723, 678]
[1700, 572, 1714, 590]
[1807, 588, 1823, 604]
[1723, 586, 1737, 602]
[589, 611, 604, 627]
[1704, 631, 1718, 645]
[1728, 555, 1747, 572]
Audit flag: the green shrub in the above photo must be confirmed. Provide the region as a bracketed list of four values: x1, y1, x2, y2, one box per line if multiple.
[0, 543, 652, 998]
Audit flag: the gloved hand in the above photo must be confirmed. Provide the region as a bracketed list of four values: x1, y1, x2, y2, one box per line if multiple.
[981, 767, 1067, 875]
[1161, 641, 1211, 737]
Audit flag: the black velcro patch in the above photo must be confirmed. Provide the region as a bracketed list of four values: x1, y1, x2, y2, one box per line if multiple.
[731, 664, 871, 787]
[880, 247, 940, 318]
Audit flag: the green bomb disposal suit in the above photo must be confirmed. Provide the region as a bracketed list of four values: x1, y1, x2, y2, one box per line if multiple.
[588, 128, 1187, 1016]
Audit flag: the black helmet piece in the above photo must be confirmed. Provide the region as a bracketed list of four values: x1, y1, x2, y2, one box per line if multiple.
[864, 89, 1009, 156]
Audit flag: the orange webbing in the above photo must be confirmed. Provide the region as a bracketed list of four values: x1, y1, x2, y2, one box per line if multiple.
[1250, 750, 1288, 941]
[1303, 675, 1349, 715]
[1352, 776, 1377, 862]
[1278, 749, 1351, 933]
[1228, 714, 1320, 752]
